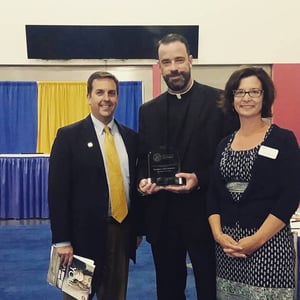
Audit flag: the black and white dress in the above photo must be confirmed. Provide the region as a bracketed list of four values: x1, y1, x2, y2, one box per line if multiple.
[216, 126, 296, 299]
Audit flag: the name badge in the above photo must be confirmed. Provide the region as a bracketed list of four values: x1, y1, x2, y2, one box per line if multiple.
[258, 145, 279, 159]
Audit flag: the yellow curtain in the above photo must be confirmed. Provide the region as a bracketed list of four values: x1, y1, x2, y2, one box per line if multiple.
[37, 81, 90, 153]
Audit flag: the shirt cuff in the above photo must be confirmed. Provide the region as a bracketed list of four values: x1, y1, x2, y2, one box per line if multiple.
[53, 241, 71, 247]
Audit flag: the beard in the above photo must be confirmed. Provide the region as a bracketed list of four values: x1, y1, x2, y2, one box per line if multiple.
[163, 69, 191, 92]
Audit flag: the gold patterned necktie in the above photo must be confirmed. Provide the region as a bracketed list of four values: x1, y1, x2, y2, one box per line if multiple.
[103, 125, 128, 223]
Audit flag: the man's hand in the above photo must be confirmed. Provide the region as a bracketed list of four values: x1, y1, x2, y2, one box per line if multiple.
[56, 245, 73, 266]
[139, 173, 199, 195]
[138, 179, 163, 195]
[163, 172, 199, 194]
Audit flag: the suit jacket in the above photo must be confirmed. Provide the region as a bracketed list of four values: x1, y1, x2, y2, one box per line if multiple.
[207, 124, 300, 228]
[48, 115, 139, 269]
[137, 81, 238, 243]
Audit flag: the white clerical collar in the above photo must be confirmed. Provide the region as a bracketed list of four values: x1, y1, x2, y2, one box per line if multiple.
[168, 80, 194, 99]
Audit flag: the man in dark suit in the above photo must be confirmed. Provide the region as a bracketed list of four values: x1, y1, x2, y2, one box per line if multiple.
[48, 71, 141, 300]
[137, 34, 238, 299]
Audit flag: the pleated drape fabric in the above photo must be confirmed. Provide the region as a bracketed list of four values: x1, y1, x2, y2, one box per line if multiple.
[0, 81, 142, 154]
[116, 81, 142, 131]
[37, 81, 89, 153]
[0, 81, 37, 154]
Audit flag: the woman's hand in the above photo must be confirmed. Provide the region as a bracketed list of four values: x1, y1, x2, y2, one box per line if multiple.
[217, 233, 247, 258]
[237, 234, 263, 256]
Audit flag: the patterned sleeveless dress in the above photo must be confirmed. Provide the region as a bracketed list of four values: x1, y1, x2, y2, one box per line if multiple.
[216, 126, 296, 299]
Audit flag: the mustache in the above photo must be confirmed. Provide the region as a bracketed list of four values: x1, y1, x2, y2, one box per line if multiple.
[166, 71, 183, 79]
[170, 70, 181, 76]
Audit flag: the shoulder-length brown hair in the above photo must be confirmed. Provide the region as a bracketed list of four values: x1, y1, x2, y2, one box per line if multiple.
[220, 66, 275, 118]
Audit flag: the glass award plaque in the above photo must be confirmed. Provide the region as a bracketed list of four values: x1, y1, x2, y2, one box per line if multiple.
[147, 150, 184, 186]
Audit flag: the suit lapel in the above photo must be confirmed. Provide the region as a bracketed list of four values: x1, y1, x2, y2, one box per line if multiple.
[80, 115, 106, 168]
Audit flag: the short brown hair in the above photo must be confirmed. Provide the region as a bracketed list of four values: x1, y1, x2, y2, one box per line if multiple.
[87, 71, 119, 95]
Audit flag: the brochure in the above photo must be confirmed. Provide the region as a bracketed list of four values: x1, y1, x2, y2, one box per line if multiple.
[47, 246, 95, 300]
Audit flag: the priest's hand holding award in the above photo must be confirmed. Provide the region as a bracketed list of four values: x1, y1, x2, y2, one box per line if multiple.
[138, 172, 199, 195]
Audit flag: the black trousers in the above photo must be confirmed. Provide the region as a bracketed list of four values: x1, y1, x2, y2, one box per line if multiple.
[63, 220, 130, 300]
[150, 220, 216, 300]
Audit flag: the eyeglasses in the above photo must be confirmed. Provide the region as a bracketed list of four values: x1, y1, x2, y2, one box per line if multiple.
[232, 89, 264, 98]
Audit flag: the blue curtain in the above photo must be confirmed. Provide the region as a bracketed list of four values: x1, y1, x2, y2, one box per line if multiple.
[0, 80, 140, 153]
[115, 81, 142, 131]
[0, 82, 38, 154]
[0, 155, 49, 218]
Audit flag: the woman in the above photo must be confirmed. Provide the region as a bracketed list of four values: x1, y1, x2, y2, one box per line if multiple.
[207, 66, 300, 299]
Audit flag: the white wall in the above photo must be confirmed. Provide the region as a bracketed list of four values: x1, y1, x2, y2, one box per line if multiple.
[1, 0, 300, 65]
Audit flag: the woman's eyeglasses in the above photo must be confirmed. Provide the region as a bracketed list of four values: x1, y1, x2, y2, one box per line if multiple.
[232, 89, 264, 98]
